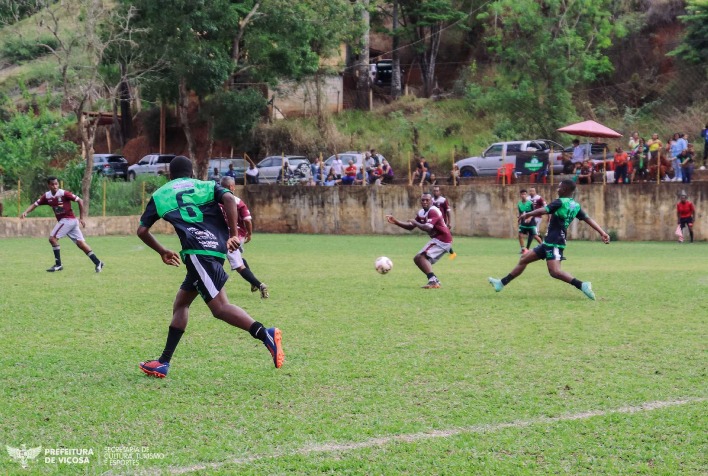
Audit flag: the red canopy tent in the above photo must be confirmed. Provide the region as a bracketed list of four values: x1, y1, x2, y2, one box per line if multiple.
[557, 120, 622, 138]
[557, 120, 622, 184]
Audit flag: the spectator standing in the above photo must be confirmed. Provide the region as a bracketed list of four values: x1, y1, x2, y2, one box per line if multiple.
[277, 160, 294, 185]
[448, 163, 460, 185]
[628, 132, 640, 150]
[668, 133, 684, 182]
[311, 156, 324, 184]
[224, 162, 238, 178]
[245, 160, 259, 184]
[209, 167, 221, 182]
[676, 193, 695, 243]
[571, 139, 587, 169]
[331, 154, 344, 179]
[613, 147, 629, 184]
[631, 137, 649, 182]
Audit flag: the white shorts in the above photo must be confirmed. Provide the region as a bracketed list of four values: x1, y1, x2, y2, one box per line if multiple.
[227, 248, 244, 270]
[418, 238, 452, 264]
[51, 218, 84, 243]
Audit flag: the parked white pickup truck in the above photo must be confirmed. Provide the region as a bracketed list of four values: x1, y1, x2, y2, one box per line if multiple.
[127, 154, 176, 181]
[455, 140, 566, 177]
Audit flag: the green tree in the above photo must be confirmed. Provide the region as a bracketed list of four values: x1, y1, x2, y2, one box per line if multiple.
[201, 89, 266, 153]
[669, 0, 708, 64]
[0, 98, 77, 193]
[470, 0, 620, 137]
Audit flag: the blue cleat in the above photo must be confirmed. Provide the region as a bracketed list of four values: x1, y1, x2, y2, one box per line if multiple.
[263, 327, 284, 368]
[139, 359, 169, 378]
[488, 277, 504, 292]
[581, 282, 596, 300]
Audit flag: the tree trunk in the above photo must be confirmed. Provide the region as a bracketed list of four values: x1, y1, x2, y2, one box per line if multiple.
[119, 62, 132, 141]
[355, 0, 370, 110]
[178, 78, 201, 178]
[391, 0, 402, 99]
[78, 113, 98, 216]
[419, 23, 442, 98]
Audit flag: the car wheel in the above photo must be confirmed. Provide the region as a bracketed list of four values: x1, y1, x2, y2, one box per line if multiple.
[128, 171, 136, 181]
[460, 166, 477, 178]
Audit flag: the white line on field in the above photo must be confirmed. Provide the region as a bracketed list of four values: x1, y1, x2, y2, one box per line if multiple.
[138, 397, 706, 475]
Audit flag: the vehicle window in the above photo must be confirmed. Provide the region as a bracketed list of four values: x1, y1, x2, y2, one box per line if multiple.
[260, 158, 275, 167]
[507, 144, 522, 153]
[157, 156, 172, 164]
[138, 157, 150, 165]
[485, 145, 504, 157]
[108, 156, 125, 163]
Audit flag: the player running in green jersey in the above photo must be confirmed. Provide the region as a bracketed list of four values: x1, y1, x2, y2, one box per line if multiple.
[136, 156, 284, 378]
[489, 180, 610, 300]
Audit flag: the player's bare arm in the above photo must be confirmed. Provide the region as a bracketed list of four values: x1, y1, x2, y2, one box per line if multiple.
[20, 203, 37, 218]
[220, 193, 241, 251]
[386, 214, 416, 230]
[76, 197, 86, 228]
[518, 208, 547, 223]
[137, 225, 181, 266]
[410, 219, 433, 232]
[582, 217, 611, 244]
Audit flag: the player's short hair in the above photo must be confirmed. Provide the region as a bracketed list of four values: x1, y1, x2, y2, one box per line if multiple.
[560, 179, 576, 193]
[170, 156, 193, 179]
[520, 189, 527, 194]
[220, 176, 235, 188]
[47, 176, 58, 183]
[421, 192, 432, 199]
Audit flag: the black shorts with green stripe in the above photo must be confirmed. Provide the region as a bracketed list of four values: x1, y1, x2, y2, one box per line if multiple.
[180, 253, 229, 303]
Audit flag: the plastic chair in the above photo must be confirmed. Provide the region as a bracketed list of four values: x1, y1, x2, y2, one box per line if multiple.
[530, 171, 547, 184]
[496, 163, 514, 184]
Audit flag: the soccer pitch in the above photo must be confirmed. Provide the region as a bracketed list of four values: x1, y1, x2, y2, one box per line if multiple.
[1, 234, 706, 475]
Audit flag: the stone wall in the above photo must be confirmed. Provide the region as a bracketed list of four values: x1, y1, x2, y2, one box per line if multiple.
[1, 182, 705, 241]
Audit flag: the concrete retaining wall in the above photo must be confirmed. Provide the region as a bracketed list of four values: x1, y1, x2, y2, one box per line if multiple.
[2, 182, 705, 241]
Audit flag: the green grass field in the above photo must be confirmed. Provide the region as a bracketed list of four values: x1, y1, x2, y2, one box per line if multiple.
[1, 234, 706, 475]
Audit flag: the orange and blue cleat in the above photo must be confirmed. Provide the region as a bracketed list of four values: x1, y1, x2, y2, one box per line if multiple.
[263, 327, 284, 368]
[139, 359, 169, 378]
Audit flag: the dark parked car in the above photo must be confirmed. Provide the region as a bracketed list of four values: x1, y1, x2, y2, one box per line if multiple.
[92, 154, 129, 180]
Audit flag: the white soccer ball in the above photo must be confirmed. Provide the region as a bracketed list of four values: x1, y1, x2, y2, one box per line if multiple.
[375, 256, 393, 274]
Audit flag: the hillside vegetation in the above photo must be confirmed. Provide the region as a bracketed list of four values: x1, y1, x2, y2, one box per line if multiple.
[0, 0, 706, 198]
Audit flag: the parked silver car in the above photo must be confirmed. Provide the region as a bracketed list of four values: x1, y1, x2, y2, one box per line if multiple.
[455, 140, 565, 177]
[257, 155, 311, 183]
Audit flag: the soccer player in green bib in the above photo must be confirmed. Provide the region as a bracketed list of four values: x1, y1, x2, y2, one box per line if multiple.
[136, 156, 284, 378]
[489, 179, 610, 300]
[517, 189, 541, 254]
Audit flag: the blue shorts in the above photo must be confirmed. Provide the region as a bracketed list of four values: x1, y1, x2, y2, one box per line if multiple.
[532, 243, 566, 261]
[180, 254, 229, 303]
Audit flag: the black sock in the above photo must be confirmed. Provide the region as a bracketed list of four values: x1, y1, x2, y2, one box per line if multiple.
[426, 272, 436, 280]
[86, 251, 101, 265]
[249, 321, 267, 342]
[689, 230, 694, 243]
[242, 258, 250, 269]
[159, 326, 185, 364]
[53, 246, 61, 266]
[501, 274, 515, 286]
[570, 278, 583, 290]
[526, 235, 534, 250]
[238, 268, 262, 288]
